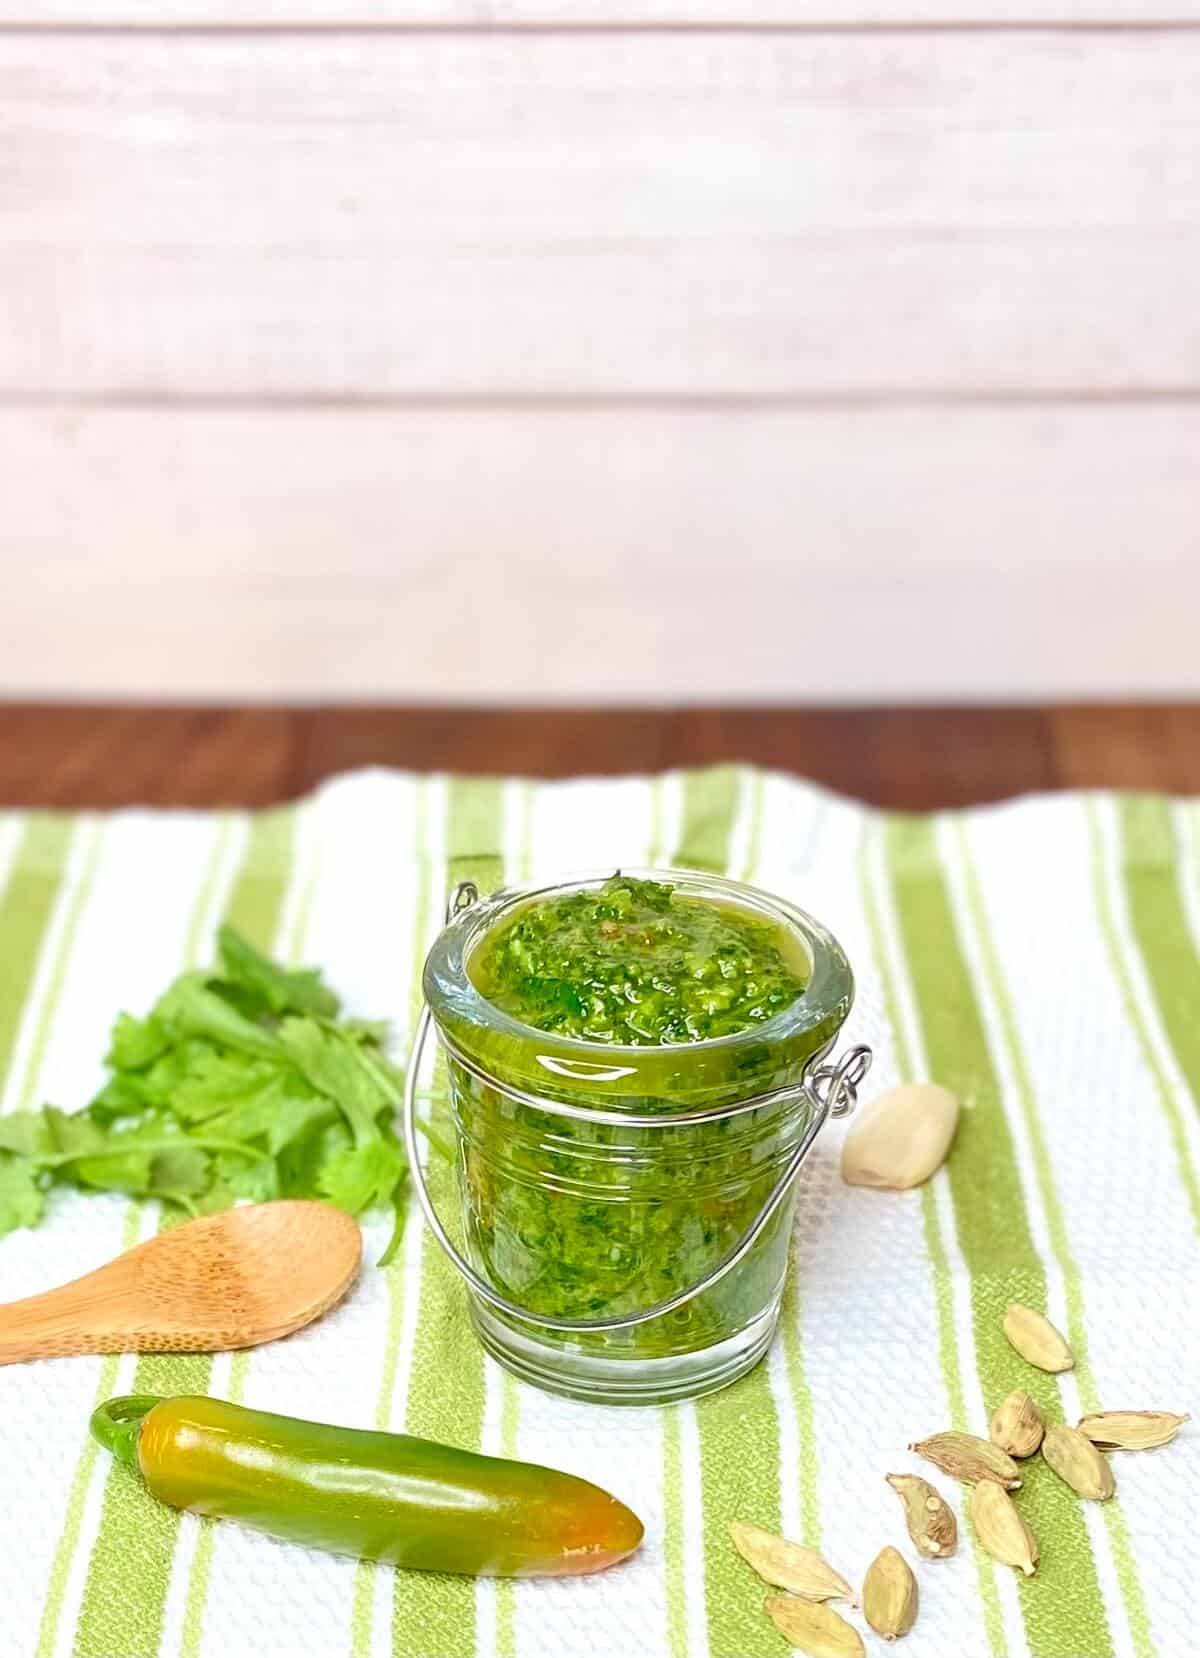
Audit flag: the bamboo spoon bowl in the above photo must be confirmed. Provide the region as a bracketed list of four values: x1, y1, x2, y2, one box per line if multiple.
[0, 1201, 361, 1365]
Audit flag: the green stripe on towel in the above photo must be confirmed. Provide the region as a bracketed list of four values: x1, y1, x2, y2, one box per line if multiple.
[392, 780, 505, 1658]
[73, 809, 298, 1658]
[885, 814, 1113, 1658]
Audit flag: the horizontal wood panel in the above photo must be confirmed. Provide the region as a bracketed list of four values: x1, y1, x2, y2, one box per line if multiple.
[4, 402, 1198, 700]
[7, 703, 1200, 809]
[4, 34, 1200, 395]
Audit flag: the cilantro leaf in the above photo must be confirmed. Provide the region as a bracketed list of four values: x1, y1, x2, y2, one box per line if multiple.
[263, 1094, 337, 1158]
[340, 1018, 391, 1046]
[277, 1118, 354, 1200]
[221, 1155, 281, 1205]
[70, 1150, 153, 1196]
[0, 1112, 53, 1160]
[106, 1012, 172, 1072]
[167, 1051, 291, 1125]
[218, 926, 340, 1020]
[200, 1080, 333, 1153]
[151, 974, 284, 1061]
[277, 1020, 390, 1148]
[316, 1139, 406, 1215]
[147, 1145, 212, 1209]
[88, 1071, 158, 1123]
[42, 1105, 108, 1159]
[0, 1154, 45, 1233]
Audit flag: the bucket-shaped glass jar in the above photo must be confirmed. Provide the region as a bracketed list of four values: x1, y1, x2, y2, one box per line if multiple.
[407, 869, 869, 1405]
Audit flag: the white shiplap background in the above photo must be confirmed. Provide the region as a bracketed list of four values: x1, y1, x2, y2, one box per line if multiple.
[2, 10, 1198, 702]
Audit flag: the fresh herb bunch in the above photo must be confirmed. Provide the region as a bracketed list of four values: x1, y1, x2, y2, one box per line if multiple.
[0, 928, 408, 1262]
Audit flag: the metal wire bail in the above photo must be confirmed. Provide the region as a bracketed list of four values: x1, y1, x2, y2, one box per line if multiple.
[402, 880, 873, 1336]
[808, 1044, 873, 1119]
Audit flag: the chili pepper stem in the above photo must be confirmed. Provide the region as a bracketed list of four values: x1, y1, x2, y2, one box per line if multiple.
[90, 1395, 162, 1469]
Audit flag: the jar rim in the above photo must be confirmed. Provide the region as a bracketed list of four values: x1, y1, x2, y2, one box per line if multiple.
[422, 866, 854, 1072]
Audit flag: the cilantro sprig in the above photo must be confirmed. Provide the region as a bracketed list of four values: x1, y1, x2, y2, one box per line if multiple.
[0, 928, 409, 1264]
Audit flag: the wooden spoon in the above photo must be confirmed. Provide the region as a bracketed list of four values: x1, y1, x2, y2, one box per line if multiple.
[0, 1201, 361, 1365]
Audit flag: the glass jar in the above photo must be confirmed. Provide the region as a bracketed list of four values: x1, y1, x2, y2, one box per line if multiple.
[409, 868, 867, 1406]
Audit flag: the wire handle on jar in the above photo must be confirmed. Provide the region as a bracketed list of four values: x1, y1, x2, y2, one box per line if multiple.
[401, 881, 872, 1336]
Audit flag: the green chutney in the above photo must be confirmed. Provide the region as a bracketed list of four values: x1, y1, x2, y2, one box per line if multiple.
[425, 869, 854, 1394]
[469, 874, 809, 1046]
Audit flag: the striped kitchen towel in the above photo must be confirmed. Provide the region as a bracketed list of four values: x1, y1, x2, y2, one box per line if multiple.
[0, 768, 1196, 1658]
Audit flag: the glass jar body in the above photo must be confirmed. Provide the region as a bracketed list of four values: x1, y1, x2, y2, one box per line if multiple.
[423, 869, 854, 1405]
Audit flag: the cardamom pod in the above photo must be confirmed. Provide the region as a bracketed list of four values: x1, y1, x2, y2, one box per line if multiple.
[1042, 1425, 1116, 1500]
[969, 1478, 1038, 1577]
[1077, 1411, 1190, 1451]
[1002, 1304, 1074, 1373]
[885, 1474, 958, 1559]
[730, 1521, 855, 1603]
[909, 1431, 1022, 1490]
[989, 1390, 1046, 1458]
[840, 1083, 959, 1190]
[764, 1596, 865, 1658]
[863, 1546, 918, 1641]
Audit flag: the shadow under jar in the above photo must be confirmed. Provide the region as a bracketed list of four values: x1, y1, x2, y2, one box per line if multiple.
[410, 869, 868, 1406]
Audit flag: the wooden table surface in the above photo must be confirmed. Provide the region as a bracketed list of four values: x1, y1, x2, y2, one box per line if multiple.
[3, 702, 1198, 811]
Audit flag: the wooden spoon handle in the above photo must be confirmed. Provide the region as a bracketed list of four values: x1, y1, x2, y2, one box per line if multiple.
[0, 1286, 121, 1364]
[0, 1255, 154, 1363]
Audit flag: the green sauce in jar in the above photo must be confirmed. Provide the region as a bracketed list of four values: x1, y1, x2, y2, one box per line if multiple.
[423, 869, 855, 1403]
[470, 874, 809, 1046]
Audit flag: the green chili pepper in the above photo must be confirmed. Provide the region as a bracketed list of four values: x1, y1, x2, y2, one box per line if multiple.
[91, 1394, 643, 1577]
